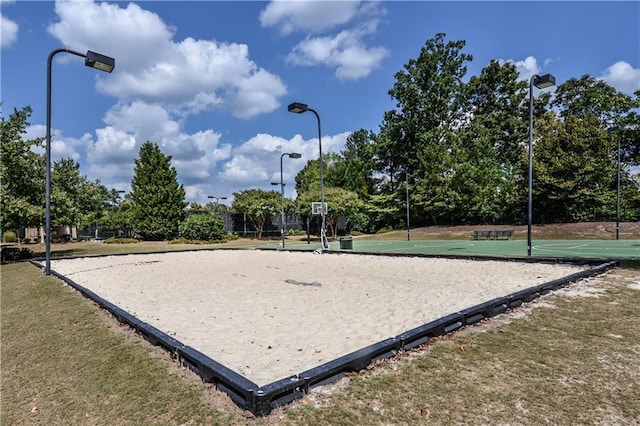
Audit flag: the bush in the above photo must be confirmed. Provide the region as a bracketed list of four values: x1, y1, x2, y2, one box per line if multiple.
[2, 231, 17, 243]
[1, 247, 33, 262]
[347, 212, 377, 234]
[179, 214, 225, 242]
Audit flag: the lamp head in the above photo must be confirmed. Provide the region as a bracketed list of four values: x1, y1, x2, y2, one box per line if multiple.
[84, 50, 115, 73]
[607, 126, 620, 134]
[271, 182, 279, 186]
[288, 102, 308, 114]
[533, 73, 555, 89]
[288, 153, 302, 159]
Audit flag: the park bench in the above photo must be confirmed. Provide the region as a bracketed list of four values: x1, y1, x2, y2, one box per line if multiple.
[492, 229, 513, 240]
[472, 230, 492, 240]
[472, 229, 514, 240]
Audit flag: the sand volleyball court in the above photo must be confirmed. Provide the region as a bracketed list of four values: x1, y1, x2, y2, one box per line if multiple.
[50, 250, 589, 386]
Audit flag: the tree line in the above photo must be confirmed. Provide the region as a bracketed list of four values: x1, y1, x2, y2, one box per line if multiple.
[2, 34, 638, 241]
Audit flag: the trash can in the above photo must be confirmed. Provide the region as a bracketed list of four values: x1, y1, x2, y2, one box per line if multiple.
[339, 236, 353, 250]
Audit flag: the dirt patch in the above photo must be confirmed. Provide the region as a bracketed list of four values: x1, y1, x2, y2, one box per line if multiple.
[363, 221, 640, 240]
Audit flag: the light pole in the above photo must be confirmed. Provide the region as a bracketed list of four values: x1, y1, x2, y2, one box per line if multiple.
[271, 152, 302, 249]
[607, 126, 622, 240]
[45, 49, 115, 275]
[405, 168, 410, 241]
[288, 102, 329, 251]
[110, 190, 125, 238]
[527, 73, 555, 256]
[111, 189, 126, 212]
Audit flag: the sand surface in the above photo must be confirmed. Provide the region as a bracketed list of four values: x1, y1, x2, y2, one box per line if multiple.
[50, 250, 589, 386]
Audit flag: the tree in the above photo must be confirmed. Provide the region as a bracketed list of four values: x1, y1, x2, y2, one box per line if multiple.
[130, 141, 187, 240]
[541, 77, 640, 223]
[448, 60, 531, 224]
[0, 106, 45, 238]
[552, 75, 637, 126]
[377, 33, 473, 225]
[339, 129, 379, 198]
[231, 189, 280, 239]
[294, 153, 343, 194]
[534, 114, 615, 222]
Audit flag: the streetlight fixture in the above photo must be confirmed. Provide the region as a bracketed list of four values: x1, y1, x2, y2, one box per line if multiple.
[288, 102, 329, 251]
[208, 196, 228, 232]
[111, 189, 126, 212]
[207, 195, 227, 205]
[271, 152, 302, 249]
[607, 126, 622, 240]
[405, 169, 410, 241]
[45, 48, 115, 275]
[527, 73, 556, 256]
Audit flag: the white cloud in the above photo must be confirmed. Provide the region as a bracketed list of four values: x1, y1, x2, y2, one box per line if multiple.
[25, 124, 88, 163]
[92, 101, 233, 188]
[499, 56, 541, 83]
[34, 1, 352, 204]
[287, 22, 388, 80]
[48, 0, 287, 119]
[600, 61, 640, 94]
[259, 0, 362, 35]
[219, 131, 349, 191]
[1, 13, 18, 47]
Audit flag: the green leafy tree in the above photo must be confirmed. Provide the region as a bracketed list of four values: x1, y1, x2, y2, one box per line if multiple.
[378, 33, 473, 225]
[50, 158, 84, 227]
[534, 114, 615, 222]
[231, 189, 280, 239]
[449, 60, 531, 224]
[552, 75, 637, 126]
[294, 153, 344, 194]
[130, 142, 187, 240]
[0, 106, 45, 238]
[339, 129, 379, 198]
[541, 77, 640, 223]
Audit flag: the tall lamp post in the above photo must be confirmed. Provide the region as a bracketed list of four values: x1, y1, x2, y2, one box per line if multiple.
[271, 152, 302, 249]
[607, 126, 621, 240]
[527, 73, 555, 256]
[45, 49, 115, 275]
[405, 168, 410, 241]
[288, 102, 329, 251]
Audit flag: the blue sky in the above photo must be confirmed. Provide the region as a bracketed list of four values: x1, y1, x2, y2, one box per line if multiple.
[2, 1, 639, 205]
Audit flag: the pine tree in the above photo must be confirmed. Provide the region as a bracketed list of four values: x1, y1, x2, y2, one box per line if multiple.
[130, 141, 187, 240]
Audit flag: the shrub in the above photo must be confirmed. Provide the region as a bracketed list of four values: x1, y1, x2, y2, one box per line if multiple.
[2, 231, 17, 243]
[179, 214, 225, 242]
[1, 247, 33, 262]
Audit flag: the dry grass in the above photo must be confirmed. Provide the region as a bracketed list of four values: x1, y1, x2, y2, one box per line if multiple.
[0, 262, 245, 425]
[273, 263, 640, 425]
[2, 233, 640, 424]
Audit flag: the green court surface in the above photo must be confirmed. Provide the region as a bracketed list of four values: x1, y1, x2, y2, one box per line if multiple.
[261, 239, 640, 260]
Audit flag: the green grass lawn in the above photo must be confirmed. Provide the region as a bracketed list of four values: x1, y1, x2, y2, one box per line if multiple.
[2, 250, 639, 425]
